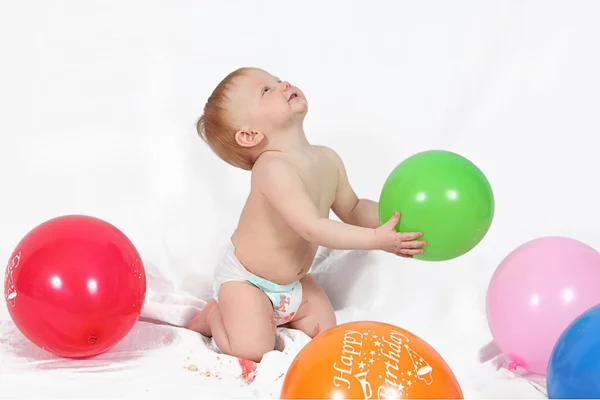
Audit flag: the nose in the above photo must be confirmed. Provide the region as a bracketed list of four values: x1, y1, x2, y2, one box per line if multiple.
[279, 81, 291, 91]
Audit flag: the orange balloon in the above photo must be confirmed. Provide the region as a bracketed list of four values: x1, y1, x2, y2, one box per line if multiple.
[281, 321, 463, 399]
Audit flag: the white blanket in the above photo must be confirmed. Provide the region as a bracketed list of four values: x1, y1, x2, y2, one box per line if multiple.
[1, 246, 546, 399]
[2, 0, 600, 398]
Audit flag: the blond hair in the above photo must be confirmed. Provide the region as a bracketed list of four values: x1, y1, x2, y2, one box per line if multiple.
[196, 67, 255, 170]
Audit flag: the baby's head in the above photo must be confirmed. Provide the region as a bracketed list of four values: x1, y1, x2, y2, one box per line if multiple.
[196, 67, 308, 170]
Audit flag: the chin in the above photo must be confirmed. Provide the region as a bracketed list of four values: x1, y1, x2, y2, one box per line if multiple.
[294, 102, 308, 115]
[294, 108, 308, 122]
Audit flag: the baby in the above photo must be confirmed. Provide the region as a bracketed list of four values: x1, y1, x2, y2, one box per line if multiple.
[185, 67, 426, 362]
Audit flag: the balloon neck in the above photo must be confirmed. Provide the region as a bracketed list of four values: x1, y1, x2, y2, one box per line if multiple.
[507, 360, 522, 371]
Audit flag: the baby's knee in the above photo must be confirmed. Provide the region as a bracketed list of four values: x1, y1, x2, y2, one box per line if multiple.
[310, 313, 336, 338]
[322, 312, 337, 331]
[230, 335, 275, 363]
[231, 342, 274, 363]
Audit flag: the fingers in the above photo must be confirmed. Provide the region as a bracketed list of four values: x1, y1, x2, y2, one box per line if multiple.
[384, 211, 401, 228]
[398, 231, 423, 241]
[396, 248, 424, 256]
[381, 214, 427, 257]
[396, 253, 413, 258]
[394, 233, 427, 257]
[401, 240, 427, 249]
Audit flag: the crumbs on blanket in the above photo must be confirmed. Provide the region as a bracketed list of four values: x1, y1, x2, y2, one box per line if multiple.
[185, 364, 199, 371]
[184, 364, 222, 379]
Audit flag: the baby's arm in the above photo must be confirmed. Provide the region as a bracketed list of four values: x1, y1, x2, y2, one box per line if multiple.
[252, 156, 424, 255]
[253, 157, 378, 250]
[325, 148, 380, 228]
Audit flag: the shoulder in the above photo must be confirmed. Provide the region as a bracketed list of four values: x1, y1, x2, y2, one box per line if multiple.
[251, 152, 299, 188]
[252, 152, 295, 174]
[313, 145, 342, 162]
[312, 145, 344, 169]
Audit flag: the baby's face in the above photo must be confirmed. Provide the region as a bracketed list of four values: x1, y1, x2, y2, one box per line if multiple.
[228, 68, 308, 136]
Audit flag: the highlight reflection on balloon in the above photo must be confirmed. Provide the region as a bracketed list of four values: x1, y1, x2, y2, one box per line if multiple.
[486, 236, 600, 374]
[4, 214, 146, 358]
[379, 150, 494, 262]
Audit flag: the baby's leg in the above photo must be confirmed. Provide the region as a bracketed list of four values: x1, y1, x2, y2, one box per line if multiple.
[186, 281, 276, 362]
[284, 274, 336, 337]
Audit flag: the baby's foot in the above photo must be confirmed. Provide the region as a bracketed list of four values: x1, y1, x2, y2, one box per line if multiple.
[185, 299, 217, 337]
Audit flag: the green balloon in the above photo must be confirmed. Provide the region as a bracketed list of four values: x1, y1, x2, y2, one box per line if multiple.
[378, 150, 494, 261]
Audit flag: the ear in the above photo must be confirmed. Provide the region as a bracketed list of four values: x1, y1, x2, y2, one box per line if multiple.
[234, 129, 265, 148]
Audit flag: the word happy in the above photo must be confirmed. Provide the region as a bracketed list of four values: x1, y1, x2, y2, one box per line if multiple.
[332, 329, 364, 390]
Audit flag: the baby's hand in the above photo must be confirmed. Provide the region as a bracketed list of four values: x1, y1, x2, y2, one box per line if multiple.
[375, 211, 426, 258]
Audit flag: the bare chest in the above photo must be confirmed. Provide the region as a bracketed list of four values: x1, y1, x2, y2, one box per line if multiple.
[296, 157, 338, 216]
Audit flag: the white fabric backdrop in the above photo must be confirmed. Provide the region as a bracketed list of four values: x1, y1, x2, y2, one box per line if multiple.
[1, 0, 599, 398]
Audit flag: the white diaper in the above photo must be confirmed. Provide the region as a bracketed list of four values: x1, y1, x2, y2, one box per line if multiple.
[213, 242, 303, 326]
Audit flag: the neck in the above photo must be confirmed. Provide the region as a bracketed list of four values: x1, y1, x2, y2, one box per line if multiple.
[268, 123, 311, 155]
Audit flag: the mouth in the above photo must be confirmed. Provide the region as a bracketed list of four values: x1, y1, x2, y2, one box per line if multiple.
[288, 92, 299, 102]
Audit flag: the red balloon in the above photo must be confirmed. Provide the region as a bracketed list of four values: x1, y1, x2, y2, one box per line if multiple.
[3, 215, 146, 358]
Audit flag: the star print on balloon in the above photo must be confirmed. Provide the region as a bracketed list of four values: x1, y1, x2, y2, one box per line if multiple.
[339, 326, 434, 397]
[281, 321, 463, 399]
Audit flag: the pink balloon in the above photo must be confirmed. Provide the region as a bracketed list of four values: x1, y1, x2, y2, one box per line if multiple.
[486, 236, 600, 375]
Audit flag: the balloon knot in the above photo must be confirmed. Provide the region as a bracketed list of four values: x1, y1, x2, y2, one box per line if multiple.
[507, 361, 520, 371]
